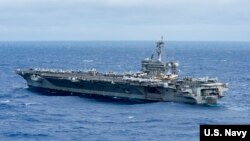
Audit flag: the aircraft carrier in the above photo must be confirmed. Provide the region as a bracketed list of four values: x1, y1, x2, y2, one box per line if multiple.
[16, 38, 228, 104]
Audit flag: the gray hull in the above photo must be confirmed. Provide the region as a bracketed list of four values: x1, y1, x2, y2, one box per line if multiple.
[18, 72, 214, 104]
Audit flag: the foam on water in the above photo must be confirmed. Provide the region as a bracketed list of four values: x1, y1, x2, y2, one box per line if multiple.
[128, 116, 134, 119]
[0, 100, 11, 104]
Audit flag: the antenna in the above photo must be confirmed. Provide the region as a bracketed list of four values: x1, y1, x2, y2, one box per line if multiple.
[156, 36, 164, 62]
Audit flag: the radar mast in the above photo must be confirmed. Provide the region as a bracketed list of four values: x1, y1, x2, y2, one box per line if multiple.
[156, 36, 164, 62]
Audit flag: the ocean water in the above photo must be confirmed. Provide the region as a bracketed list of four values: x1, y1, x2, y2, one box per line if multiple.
[0, 41, 249, 141]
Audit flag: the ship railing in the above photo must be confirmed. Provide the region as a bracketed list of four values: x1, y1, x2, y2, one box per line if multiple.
[122, 76, 162, 83]
[30, 68, 91, 74]
[182, 76, 218, 83]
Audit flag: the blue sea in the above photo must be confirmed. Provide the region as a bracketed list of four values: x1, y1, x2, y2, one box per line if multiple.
[0, 41, 249, 141]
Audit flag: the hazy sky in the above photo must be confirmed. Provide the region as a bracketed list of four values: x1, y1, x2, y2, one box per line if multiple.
[0, 0, 249, 41]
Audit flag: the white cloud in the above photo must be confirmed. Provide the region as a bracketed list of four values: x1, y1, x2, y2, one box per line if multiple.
[100, 0, 249, 7]
[0, 0, 249, 41]
[0, 0, 247, 6]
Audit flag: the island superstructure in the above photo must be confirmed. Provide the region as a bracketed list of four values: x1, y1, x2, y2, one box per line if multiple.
[16, 38, 228, 104]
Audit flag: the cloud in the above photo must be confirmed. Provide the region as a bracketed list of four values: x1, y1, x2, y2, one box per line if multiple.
[0, 0, 249, 41]
[99, 0, 249, 7]
[0, 0, 248, 7]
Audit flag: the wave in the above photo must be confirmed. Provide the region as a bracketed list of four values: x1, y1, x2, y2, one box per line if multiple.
[77, 118, 164, 125]
[4, 132, 50, 138]
[127, 116, 134, 119]
[82, 59, 94, 63]
[0, 99, 10, 104]
[227, 105, 249, 112]
[0, 63, 10, 66]
[21, 102, 40, 106]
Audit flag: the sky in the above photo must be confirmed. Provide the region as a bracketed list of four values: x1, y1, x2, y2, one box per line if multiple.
[0, 0, 249, 41]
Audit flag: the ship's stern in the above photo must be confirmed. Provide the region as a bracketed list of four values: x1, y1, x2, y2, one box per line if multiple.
[197, 83, 228, 104]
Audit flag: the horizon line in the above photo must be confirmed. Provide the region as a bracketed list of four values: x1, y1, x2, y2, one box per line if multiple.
[0, 40, 250, 42]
